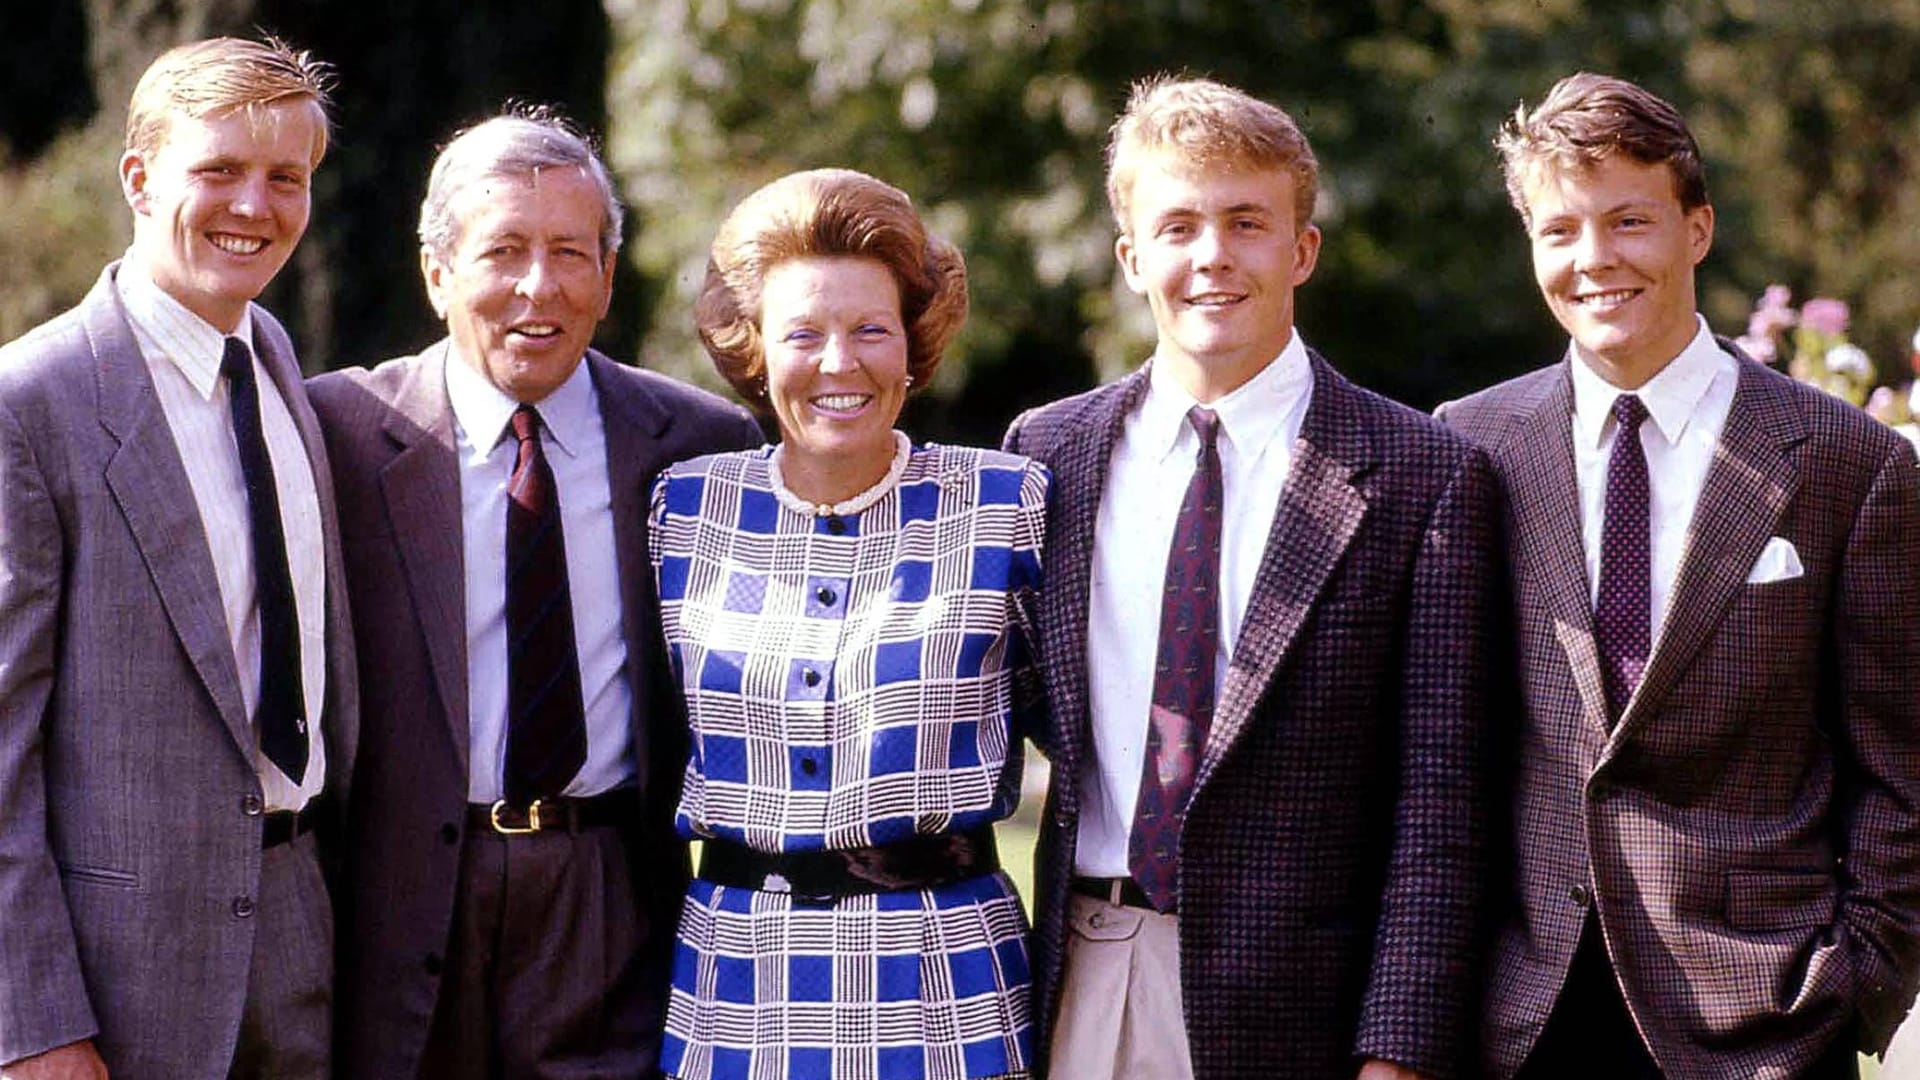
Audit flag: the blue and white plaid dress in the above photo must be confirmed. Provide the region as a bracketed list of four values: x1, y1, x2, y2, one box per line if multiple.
[649, 440, 1049, 1080]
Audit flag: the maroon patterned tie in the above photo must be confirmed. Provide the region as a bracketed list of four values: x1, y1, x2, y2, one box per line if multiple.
[1129, 406, 1223, 913]
[1595, 394, 1650, 723]
[503, 405, 587, 807]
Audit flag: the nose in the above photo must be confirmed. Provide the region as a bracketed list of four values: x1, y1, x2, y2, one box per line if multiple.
[1571, 223, 1614, 272]
[229, 172, 267, 219]
[1191, 222, 1231, 271]
[516, 251, 559, 301]
[818, 333, 858, 373]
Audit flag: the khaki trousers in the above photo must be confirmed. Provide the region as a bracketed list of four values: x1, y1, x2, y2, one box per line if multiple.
[1047, 890, 1193, 1080]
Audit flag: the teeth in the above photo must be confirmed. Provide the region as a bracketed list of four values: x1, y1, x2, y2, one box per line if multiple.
[1576, 289, 1637, 307]
[1186, 293, 1242, 306]
[513, 325, 560, 337]
[209, 234, 267, 256]
[812, 394, 870, 411]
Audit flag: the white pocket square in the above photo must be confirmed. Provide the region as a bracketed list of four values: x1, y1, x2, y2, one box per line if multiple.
[1745, 536, 1804, 584]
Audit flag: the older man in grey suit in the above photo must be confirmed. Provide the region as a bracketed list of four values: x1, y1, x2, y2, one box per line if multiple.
[309, 110, 760, 1079]
[0, 37, 356, 1080]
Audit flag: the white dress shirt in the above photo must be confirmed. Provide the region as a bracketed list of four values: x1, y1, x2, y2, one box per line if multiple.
[117, 260, 328, 811]
[446, 351, 634, 803]
[1568, 316, 1737, 647]
[1076, 333, 1315, 876]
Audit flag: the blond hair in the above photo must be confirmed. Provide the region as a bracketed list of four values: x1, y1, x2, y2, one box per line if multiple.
[1106, 74, 1319, 233]
[125, 36, 335, 162]
[1495, 72, 1708, 224]
[695, 168, 968, 412]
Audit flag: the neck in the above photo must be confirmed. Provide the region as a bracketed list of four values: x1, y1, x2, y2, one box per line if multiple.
[779, 436, 897, 506]
[1159, 341, 1284, 404]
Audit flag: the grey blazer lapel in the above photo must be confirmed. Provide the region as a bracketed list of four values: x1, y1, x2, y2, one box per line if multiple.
[1502, 363, 1612, 736]
[89, 270, 255, 758]
[588, 351, 674, 788]
[1609, 359, 1802, 747]
[1038, 371, 1143, 784]
[377, 343, 471, 771]
[1199, 353, 1367, 787]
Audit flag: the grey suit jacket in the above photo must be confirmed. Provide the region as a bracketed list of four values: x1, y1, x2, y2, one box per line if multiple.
[1006, 353, 1504, 1080]
[0, 263, 359, 1076]
[1441, 350, 1920, 1080]
[307, 342, 762, 1080]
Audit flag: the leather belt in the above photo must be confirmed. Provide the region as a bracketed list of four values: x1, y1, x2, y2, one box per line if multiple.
[1070, 875, 1160, 912]
[468, 789, 638, 836]
[699, 827, 1000, 902]
[262, 806, 316, 850]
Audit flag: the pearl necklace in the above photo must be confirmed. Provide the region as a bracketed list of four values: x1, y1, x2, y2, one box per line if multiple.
[767, 431, 912, 517]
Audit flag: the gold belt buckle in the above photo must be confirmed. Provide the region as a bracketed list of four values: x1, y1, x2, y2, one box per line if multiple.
[489, 798, 545, 835]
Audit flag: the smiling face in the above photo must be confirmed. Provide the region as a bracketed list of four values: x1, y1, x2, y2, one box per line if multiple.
[423, 167, 615, 404]
[1116, 154, 1320, 402]
[121, 99, 323, 333]
[760, 256, 909, 501]
[1522, 153, 1714, 389]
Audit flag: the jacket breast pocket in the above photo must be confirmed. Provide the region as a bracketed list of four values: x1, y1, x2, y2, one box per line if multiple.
[58, 863, 139, 890]
[1724, 867, 1835, 933]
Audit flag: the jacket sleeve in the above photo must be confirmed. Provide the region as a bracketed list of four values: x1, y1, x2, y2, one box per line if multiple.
[1831, 437, 1920, 1052]
[0, 394, 99, 1065]
[1353, 447, 1507, 1079]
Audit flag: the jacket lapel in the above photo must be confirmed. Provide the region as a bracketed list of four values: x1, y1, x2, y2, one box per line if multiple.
[1198, 352, 1367, 787]
[1036, 371, 1143, 787]
[376, 343, 471, 771]
[90, 268, 256, 760]
[588, 352, 675, 788]
[1607, 359, 1802, 749]
[1499, 363, 1613, 736]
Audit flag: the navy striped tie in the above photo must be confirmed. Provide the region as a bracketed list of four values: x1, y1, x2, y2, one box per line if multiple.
[221, 337, 308, 784]
[1129, 406, 1223, 913]
[503, 404, 586, 807]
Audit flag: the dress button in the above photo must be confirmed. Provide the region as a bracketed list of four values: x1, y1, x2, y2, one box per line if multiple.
[803, 668, 820, 687]
[1569, 883, 1592, 907]
[232, 895, 256, 918]
[827, 516, 846, 535]
[800, 757, 819, 776]
[240, 794, 264, 817]
[816, 586, 836, 606]
[439, 823, 460, 845]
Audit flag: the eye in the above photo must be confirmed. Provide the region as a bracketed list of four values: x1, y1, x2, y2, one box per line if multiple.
[855, 322, 894, 339]
[1158, 220, 1194, 239]
[1536, 222, 1574, 242]
[1232, 216, 1266, 232]
[1617, 215, 1650, 228]
[782, 327, 822, 346]
[270, 170, 307, 188]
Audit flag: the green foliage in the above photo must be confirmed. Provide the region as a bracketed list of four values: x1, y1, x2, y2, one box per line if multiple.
[0, 126, 128, 344]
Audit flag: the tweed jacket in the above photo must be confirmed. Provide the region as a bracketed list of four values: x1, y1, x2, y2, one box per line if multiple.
[0, 263, 359, 1076]
[1005, 351, 1503, 1080]
[306, 343, 762, 1080]
[1440, 349, 1920, 1080]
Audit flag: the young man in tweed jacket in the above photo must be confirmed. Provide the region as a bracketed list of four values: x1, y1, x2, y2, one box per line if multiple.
[1440, 72, 1920, 1080]
[1005, 75, 1503, 1080]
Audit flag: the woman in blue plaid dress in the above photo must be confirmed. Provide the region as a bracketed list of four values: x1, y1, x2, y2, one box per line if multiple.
[648, 168, 1048, 1080]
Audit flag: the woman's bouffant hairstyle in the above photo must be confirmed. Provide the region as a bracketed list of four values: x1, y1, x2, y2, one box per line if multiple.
[1496, 72, 1709, 225]
[695, 168, 968, 412]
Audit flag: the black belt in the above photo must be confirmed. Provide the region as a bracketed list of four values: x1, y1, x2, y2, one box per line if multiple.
[699, 827, 1000, 902]
[467, 789, 638, 836]
[1070, 875, 1159, 911]
[262, 806, 317, 850]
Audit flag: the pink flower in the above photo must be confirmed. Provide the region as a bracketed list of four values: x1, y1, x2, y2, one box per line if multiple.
[1734, 334, 1777, 364]
[1761, 283, 1794, 310]
[1800, 298, 1850, 335]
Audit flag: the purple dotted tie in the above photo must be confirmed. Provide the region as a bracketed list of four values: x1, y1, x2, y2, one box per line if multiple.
[1595, 394, 1650, 724]
[1129, 406, 1223, 913]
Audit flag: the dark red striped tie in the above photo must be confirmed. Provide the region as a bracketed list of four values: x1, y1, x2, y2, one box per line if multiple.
[503, 404, 587, 807]
[1129, 406, 1223, 913]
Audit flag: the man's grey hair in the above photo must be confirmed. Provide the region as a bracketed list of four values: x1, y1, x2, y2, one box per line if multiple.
[417, 105, 624, 263]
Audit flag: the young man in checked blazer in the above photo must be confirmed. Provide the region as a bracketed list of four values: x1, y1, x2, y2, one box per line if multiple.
[1440, 73, 1920, 1079]
[1004, 75, 1503, 1080]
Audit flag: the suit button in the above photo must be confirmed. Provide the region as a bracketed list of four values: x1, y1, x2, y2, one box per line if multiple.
[424, 952, 443, 976]
[440, 822, 460, 845]
[233, 895, 256, 918]
[1089, 911, 1106, 929]
[1569, 884, 1592, 907]
[240, 794, 264, 817]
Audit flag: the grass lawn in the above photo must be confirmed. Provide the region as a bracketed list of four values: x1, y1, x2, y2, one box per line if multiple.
[991, 760, 1885, 1078]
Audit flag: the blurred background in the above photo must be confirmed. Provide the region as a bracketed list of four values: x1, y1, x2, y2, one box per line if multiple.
[3, 1, 1918, 445]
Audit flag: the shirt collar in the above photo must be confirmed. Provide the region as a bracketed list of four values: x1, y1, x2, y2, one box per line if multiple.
[444, 345, 596, 461]
[117, 256, 256, 401]
[1139, 330, 1312, 463]
[1569, 315, 1725, 449]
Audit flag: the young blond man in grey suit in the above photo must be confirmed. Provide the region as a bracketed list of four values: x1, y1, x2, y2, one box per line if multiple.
[0, 37, 357, 1080]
